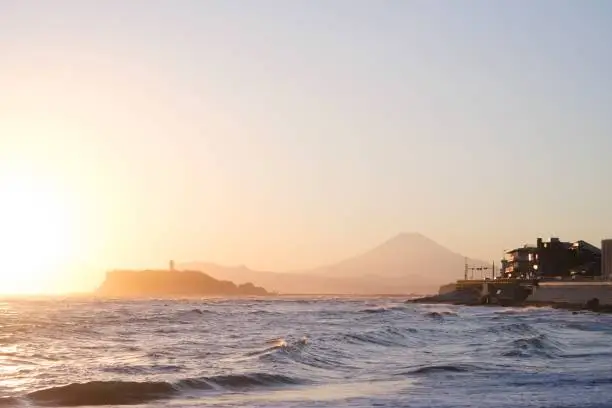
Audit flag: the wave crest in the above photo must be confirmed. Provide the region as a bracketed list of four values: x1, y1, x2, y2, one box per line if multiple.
[21, 373, 304, 407]
[502, 334, 563, 358]
[27, 380, 175, 406]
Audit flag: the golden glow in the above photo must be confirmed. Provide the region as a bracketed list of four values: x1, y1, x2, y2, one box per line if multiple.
[0, 172, 80, 294]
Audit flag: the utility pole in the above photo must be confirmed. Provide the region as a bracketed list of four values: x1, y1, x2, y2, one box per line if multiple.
[464, 257, 468, 280]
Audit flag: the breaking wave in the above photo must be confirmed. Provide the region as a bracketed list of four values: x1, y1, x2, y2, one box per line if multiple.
[359, 304, 406, 314]
[6, 373, 305, 406]
[2, 298, 612, 408]
[501, 334, 564, 358]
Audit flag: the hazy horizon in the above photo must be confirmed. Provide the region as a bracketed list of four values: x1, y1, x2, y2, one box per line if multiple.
[1, 1, 611, 293]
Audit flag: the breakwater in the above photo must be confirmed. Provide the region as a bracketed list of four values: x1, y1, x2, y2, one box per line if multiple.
[412, 280, 612, 312]
[527, 282, 612, 310]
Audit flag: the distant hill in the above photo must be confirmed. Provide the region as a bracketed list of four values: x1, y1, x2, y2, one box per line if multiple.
[180, 233, 490, 295]
[96, 269, 269, 297]
[308, 233, 487, 278]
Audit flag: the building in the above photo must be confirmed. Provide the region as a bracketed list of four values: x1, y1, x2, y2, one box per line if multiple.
[568, 240, 601, 277]
[501, 245, 538, 279]
[602, 239, 612, 281]
[501, 237, 601, 280]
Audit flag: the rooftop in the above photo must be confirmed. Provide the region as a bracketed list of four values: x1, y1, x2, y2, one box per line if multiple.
[505, 245, 537, 254]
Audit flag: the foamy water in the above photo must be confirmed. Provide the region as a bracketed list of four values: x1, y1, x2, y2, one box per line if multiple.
[1, 297, 612, 407]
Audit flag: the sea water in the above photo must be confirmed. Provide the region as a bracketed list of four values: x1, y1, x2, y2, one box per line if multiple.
[1, 297, 611, 407]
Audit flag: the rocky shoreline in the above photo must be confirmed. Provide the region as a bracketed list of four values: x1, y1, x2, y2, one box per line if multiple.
[408, 288, 612, 313]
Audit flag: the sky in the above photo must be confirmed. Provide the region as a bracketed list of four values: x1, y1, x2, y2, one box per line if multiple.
[1, 1, 611, 291]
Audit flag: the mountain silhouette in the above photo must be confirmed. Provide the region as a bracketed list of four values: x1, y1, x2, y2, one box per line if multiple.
[309, 232, 484, 277]
[180, 233, 489, 295]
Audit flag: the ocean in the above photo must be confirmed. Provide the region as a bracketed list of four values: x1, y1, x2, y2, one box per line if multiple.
[1, 297, 611, 407]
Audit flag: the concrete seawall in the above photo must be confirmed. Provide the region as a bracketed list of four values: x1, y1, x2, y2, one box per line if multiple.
[411, 280, 612, 312]
[527, 282, 612, 306]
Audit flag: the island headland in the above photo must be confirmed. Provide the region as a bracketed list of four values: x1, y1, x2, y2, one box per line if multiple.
[97, 264, 269, 297]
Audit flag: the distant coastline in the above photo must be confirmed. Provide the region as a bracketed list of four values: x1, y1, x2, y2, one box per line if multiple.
[178, 233, 487, 295]
[96, 269, 270, 297]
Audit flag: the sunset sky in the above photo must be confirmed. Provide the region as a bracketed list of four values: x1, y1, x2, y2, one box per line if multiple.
[1, 1, 611, 293]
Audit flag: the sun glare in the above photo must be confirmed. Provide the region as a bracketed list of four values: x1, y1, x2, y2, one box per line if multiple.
[0, 173, 79, 294]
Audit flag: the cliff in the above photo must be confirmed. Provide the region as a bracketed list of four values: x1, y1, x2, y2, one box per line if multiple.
[96, 269, 269, 297]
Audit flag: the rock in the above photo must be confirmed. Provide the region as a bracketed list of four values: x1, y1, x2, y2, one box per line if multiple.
[408, 288, 481, 305]
[584, 297, 600, 312]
